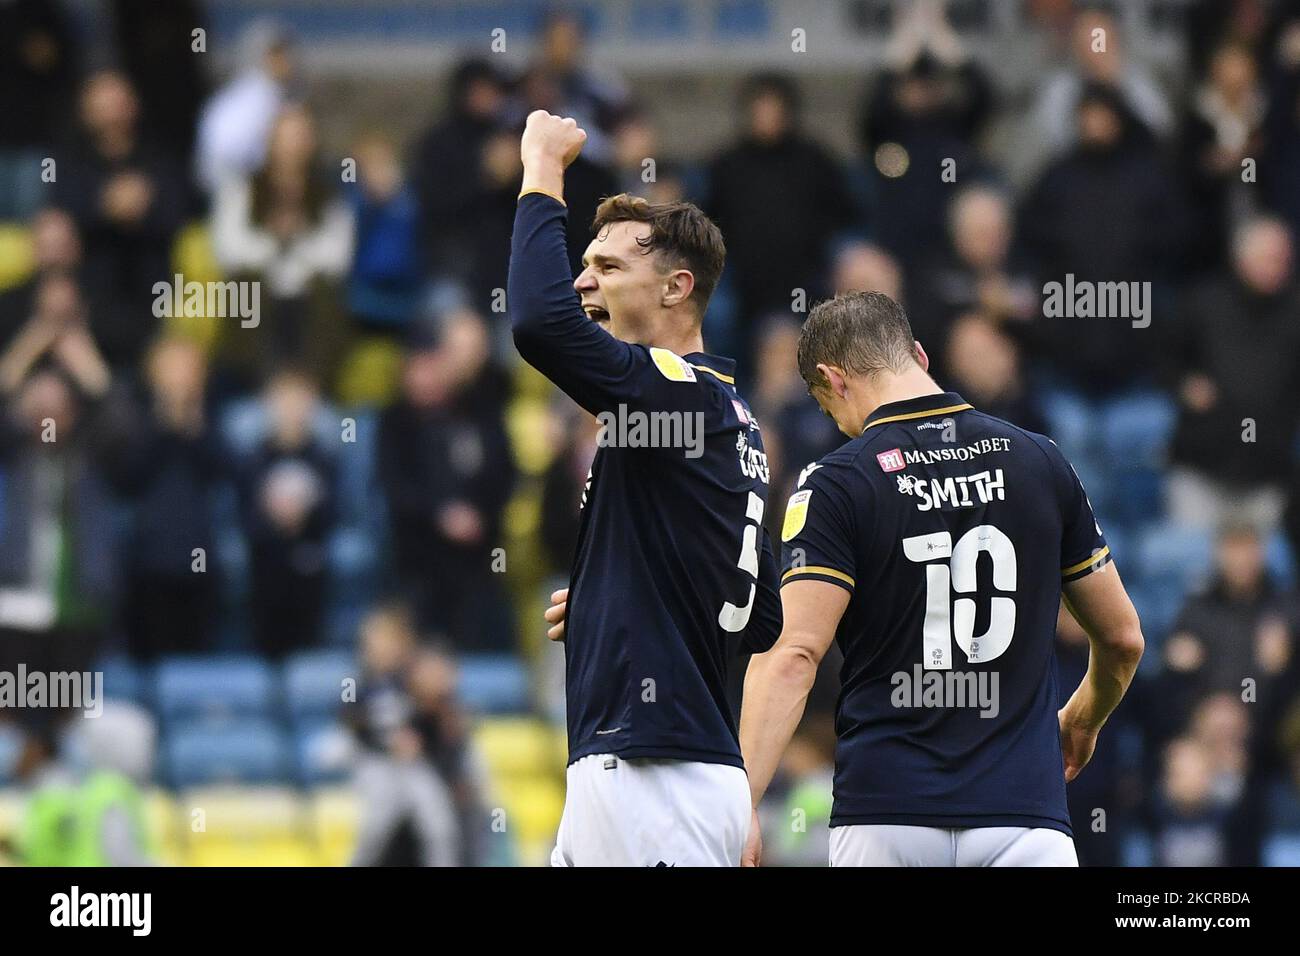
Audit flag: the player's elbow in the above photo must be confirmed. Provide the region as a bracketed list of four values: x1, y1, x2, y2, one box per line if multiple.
[766, 638, 823, 689]
[1098, 618, 1145, 669]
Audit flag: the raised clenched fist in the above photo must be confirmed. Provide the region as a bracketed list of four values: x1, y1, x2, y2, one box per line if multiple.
[520, 110, 588, 171]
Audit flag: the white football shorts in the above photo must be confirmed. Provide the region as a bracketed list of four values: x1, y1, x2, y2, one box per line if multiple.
[830, 824, 1078, 867]
[550, 753, 751, 867]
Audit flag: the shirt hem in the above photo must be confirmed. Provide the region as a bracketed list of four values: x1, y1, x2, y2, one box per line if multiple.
[568, 741, 745, 770]
[830, 811, 1073, 837]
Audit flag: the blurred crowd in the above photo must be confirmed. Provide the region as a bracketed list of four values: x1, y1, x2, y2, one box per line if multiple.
[1, 0, 1299, 865]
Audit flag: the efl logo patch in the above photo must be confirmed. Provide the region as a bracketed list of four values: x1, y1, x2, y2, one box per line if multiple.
[782, 489, 812, 542]
[877, 448, 905, 472]
[650, 347, 696, 382]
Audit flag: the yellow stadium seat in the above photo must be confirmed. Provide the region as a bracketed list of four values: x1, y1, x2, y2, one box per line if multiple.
[506, 396, 559, 476]
[491, 776, 564, 848]
[335, 336, 403, 406]
[144, 789, 185, 866]
[165, 222, 225, 347]
[187, 836, 318, 867]
[0, 224, 34, 291]
[474, 718, 565, 779]
[176, 786, 306, 844]
[307, 786, 358, 867]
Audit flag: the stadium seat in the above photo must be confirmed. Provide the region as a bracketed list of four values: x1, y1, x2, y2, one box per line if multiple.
[630, 0, 689, 38]
[144, 789, 184, 866]
[283, 650, 356, 721]
[458, 654, 532, 715]
[0, 725, 21, 787]
[492, 776, 564, 865]
[0, 223, 34, 290]
[1265, 531, 1297, 589]
[163, 719, 292, 788]
[174, 786, 321, 864]
[307, 786, 359, 867]
[329, 526, 381, 596]
[217, 397, 342, 468]
[291, 719, 354, 787]
[1263, 833, 1300, 867]
[1136, 523, 1214, 592]
[473, 717, 565, 778]
[714, 0, 770, 37]
[94, 656, 147, 707]
[153, 655, 278, 724]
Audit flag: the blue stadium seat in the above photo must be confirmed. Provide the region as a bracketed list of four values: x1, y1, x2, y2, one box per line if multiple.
[329, 526, 380, 597]
[1105, 469, 1164, 529]
[163, 718, 292, 787]
[217, 397, 341, 468]
[1263, 833, 1300, 867]
[1265, 531, 1297, 589]
[95, 656, 146, 706]
[335, 409, 384, 527]
[0, 721, 23, 786]
[715, 0, 770, 37]
[283, 650, 356, 721]
[292, 719, 352, 786]
[153, 655, 277, 724]
[324, 601, 368, 648]
[1100, 392, 1177, 469]
[1136, 523, 1214, 592]
[459, 654, 532, 715]
[630, 0, 689, 38]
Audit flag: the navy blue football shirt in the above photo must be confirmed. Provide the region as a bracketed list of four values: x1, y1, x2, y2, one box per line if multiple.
[509, 191, 781, 769]
[780, 392, 1109, 834]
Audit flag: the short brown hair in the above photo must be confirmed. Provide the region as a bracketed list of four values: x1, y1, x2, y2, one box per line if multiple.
[798, 291, 917, 389]
[591, 193, 726, 315]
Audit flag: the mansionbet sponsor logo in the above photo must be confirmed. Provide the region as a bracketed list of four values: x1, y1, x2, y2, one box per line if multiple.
[879, 439, 1013, 472]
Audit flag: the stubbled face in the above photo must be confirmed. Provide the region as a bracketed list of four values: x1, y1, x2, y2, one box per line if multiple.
[573, 220, 669, 343]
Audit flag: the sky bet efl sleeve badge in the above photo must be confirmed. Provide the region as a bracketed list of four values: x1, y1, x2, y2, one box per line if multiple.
[650, 347, 696, 382]
[782, 489, 812, 541]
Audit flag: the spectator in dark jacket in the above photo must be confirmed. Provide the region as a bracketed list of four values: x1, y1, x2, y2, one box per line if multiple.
[707, 73, 856, 369]
[0, 368, 118, 681]
[409, 58, 508, 280]
[860, 2, 993, 267]
[1165, 216, 1300, 532]
[378, 311, 515, 649]
[909, 185, 1038, 374]
[0, 209, 82, 353]
[110, 337, 222, 660]
[1020, 82, 1186, 394]
[237, 367, 337, 658]
[0, 0, 79, 219]
[1178, 41, 1267, 273]
[53, 70, 188, 371]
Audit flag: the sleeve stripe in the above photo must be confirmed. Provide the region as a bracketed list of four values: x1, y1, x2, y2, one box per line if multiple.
[782, 565, 856, 588]
[1061, 546, 1110, 578]
[690, 363, 735, 384]
[518, 187, 566, 206]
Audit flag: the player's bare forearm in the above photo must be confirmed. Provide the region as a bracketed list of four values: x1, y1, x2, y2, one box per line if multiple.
[1061, 572, 1145, 731]
[739, 579, 846, 806]
[740, 643, 820, 806]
